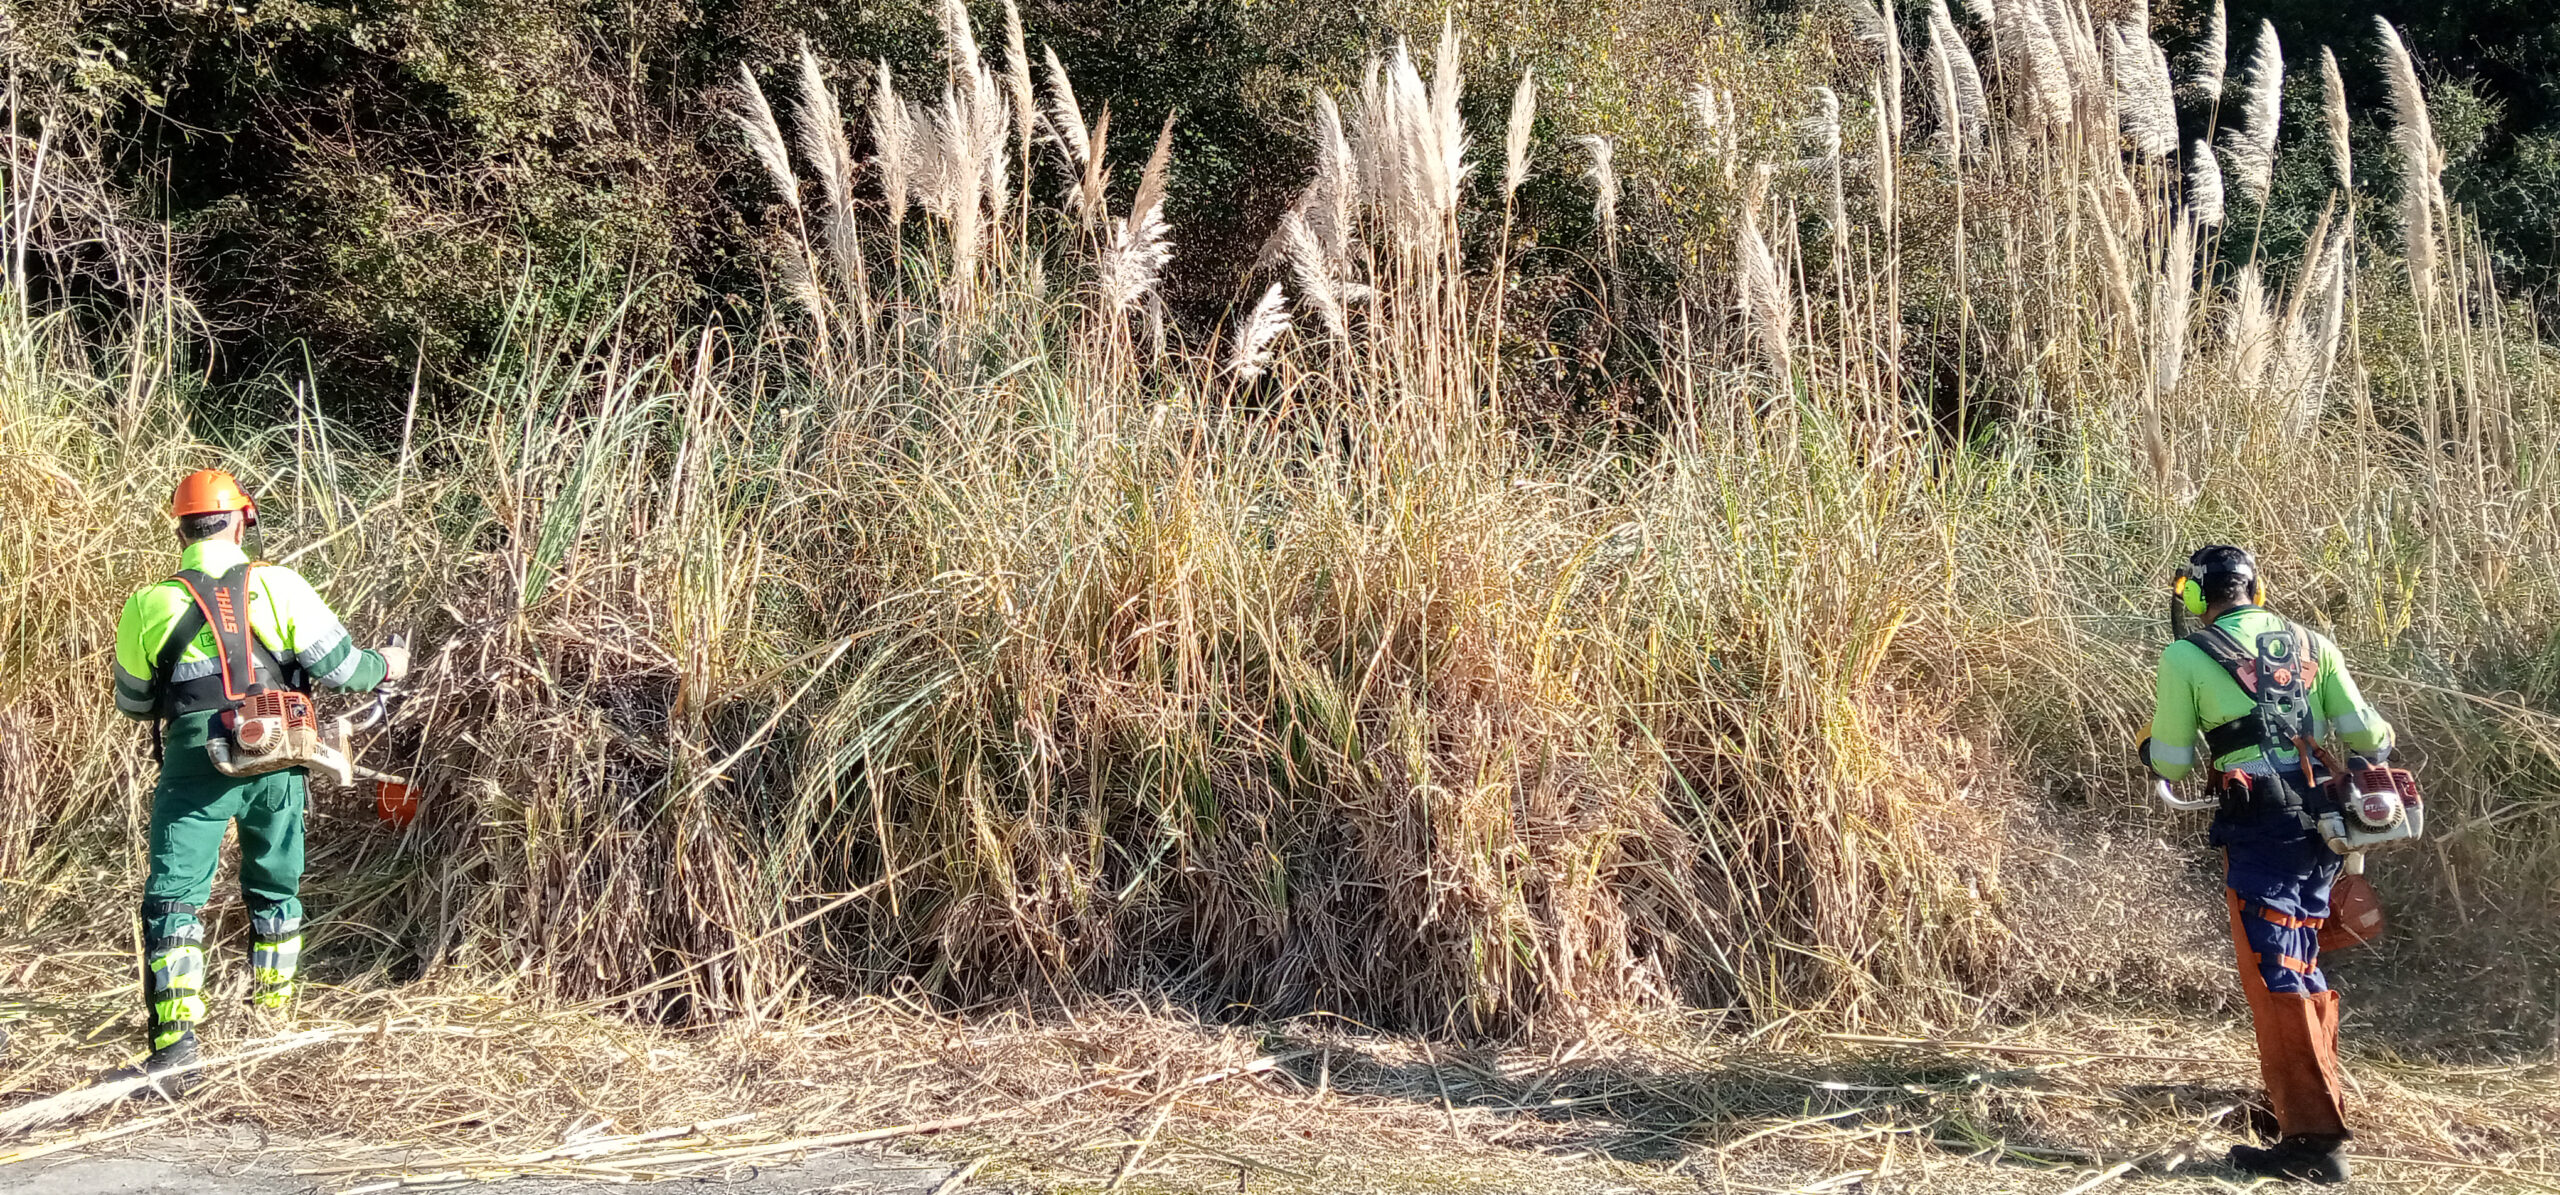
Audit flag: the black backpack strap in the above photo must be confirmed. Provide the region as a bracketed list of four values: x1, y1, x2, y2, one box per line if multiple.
[150, 598, 209, 712]
[2182, 625, 2264, 760]
[154, 564, 288, 718]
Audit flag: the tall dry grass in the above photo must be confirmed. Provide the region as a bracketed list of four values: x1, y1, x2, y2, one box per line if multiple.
[2, 2, 2556, 1042]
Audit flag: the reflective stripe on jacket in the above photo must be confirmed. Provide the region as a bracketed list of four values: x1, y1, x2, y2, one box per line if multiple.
[112, 538, 386, 719]
[2147, 607, 2393, 782]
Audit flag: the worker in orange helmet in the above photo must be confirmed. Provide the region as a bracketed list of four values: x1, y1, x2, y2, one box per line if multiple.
[109, 470, 408, 1090]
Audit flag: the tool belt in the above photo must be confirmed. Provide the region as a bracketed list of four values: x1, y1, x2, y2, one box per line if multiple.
[2210, 768, 2322, 826]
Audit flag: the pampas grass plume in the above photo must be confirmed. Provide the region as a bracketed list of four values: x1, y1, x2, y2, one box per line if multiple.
[1504, 68, 1536, 200]
[872, 61, 911, 227]
[2225, 20, 2282, 204]
[1228, 283, 1292, 380]
[2185, 0, 2227, 106]
[735, 63, 801, 211]
[2187, 138, 2225, 226]
[2320, 46, 2352, 192]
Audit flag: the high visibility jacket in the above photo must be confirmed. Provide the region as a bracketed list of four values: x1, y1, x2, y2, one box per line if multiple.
[112, 539, 386, 753]
[2147, 607, 2393, 782]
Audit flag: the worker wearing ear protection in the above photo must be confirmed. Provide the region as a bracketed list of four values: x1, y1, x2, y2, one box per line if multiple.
[2144, 545, 2394, 1186]
[110, 470, 408, 1085]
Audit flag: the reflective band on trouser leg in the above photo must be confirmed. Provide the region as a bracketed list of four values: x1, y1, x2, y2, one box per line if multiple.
[250, 912, 302, 1009]
[145, 922, 208, 1051]
[2226, 891, 2349, 1137]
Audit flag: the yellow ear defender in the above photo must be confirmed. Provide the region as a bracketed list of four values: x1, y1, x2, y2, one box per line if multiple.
[2174, 572, 2206, 618]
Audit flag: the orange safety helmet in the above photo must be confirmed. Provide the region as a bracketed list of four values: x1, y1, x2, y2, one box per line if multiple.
[171, 469, 258, 524]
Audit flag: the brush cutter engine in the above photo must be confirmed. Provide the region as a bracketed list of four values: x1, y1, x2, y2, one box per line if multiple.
[206, 637, 412, 789]
[206, 689, 383, 786]
[2317, 765, 2423, 855]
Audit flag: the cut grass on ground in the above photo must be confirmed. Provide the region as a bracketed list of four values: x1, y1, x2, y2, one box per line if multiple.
[3, 961, 2554, 1193]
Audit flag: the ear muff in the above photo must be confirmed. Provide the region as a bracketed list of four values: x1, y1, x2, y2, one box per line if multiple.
[2250, 577, 2266, 607]
[2175, 573, 2206, 617]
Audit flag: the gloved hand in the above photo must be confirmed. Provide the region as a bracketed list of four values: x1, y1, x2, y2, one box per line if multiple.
[378, 642, 410, 685]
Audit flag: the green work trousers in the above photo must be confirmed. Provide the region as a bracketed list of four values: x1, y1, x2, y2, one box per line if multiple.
[140, 757, 308, 1048]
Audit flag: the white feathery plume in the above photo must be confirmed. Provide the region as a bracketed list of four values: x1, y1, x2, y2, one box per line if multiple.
[1688, 82, 1721, 133]
[2155, 216, 2196, 396]
[2108, 24, 2176, 160]
[2269, 206, 2343, 419]
[1850, 0, 1904, 137]
[2226, 262, 2276, 385]
[938, 0, 987, 89]
[1576, 134, 1619, 263]
[2319, 46, 2352, 192]
[2140, 32, 2177, 153]
[1504, 68, 1536, 200]
[1099, 197, 1171, 313]
[872, 62, 911, 227]
[2186, 138, 2224, 226]
[1043, 44, 1089, 171]
[1431, 15, 1468, 201]
[1280, 209, 1347, 340]
[909, 97, 952, 220]
[793, 42, 862, 289]
[2376, 17, 2442, 299]
[2184, 0, 2226, 106]
[1928, 26, 1962, 157]
[1689, 84, 1742, 178]
[2223, 19, 2282, 204]
[1228, 283, 1293, 380]
[781, 248, 828, 325]
[1959, 0, 1994, 28]
[1928, 0, 1986, 152]
[1310, 92, 1355, 263]
[733, 63, 800, 210]
[1000, 0, 1036, 155]
[1398, 40, 1439, 219]
[1041, 45, 1110, 228]
[2300, 221, 2350, 405]
[2043, 0, 2103, 116]
[1737, 166, 1791, 371]
[795, 42, 857, 213]
[2000, 0, 2073, 127]
[1356, 39, 1462, 252]
[1098, 115, 1177, 312]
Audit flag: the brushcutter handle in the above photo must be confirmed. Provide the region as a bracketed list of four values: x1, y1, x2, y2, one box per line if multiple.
[348, 634, 412, 731]
[2156, 778, 2218, 812]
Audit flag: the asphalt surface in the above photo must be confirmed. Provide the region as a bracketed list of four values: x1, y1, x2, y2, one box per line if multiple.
[0, 1132, 975, 1194]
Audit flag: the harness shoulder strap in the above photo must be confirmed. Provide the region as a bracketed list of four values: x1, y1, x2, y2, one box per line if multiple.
[149, 596, 209, 705]
[2182, 624, 2256, 689]
[155, 564, 289, 718]
[2183, 619, 2278, 764]
[169, 566, 258, 702]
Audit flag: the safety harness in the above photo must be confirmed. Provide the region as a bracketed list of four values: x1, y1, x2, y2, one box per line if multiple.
[2182, 608, 2328, 827]
[147, 563, 303, 756]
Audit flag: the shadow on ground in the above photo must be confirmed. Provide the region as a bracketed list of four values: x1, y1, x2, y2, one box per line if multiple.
[1260, 1033, 2274, 1185]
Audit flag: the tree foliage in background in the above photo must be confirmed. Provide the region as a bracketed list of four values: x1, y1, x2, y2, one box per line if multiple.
[8, 0, 2559, 413]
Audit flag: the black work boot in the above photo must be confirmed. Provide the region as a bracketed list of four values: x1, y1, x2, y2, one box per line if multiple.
[130, 1028, 204, 1100]
[2227, 1135, 2351, 1185]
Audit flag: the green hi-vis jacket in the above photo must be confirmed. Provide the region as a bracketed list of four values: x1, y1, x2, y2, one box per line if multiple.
[112, 539, 388, 761]
[2147, 606, 2394, 782]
